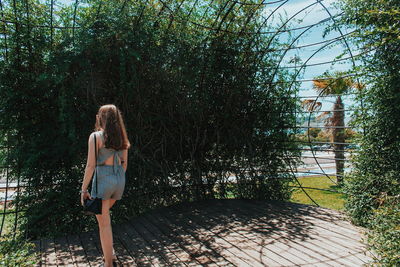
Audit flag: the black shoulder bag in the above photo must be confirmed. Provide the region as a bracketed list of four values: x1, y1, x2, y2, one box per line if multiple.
[83, 133, 102, 215]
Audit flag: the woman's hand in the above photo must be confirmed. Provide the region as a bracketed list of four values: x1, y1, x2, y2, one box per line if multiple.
[81, 191, 92, 206]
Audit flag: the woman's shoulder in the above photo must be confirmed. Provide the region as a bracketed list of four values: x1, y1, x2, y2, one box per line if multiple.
[90, 130, 103, 137]
[88, 131, 104, 145]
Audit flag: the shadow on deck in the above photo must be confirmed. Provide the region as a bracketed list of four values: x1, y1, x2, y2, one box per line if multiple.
[34, 199, 373, 266]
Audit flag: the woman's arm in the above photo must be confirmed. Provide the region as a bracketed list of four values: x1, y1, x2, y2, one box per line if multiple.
[81, 132, 97, 193]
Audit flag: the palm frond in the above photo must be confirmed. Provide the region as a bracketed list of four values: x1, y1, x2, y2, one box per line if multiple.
[316, 111, 331, 122]
[312, 71, 359, 96]
[355, 82, 366, 91]
[301, 99, 322, 112]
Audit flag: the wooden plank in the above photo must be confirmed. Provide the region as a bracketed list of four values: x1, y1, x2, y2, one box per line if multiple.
[241, 200, 368, 247]
[113, 223, 151, 266]
[39, 238, 46, 267]
[165, 201, 300, 267]
[118, 221, 165, 266]
[109, 228, 137, 266]
[87, 229, 102, 255]
[175, 202, 300, 266]
[138, 215, 203, 266]
[212, 199, 372, 266]
[90, 228, 137, 266]
[213, 200, 353, 256]
[249, 200, 362, 240]
[298, 215, 365, 240]
[36, 199, 373, 267]
[144, 211, 226, 266]
[196, 200, 339, 266]
[132, 216, 187, 266]
[41, 237, 57, 267]
[285, 202, 360, 231]
[146, 208, 236, 266]
[67, 233, 89, 267]
[187, 203, 366, 264]
[53, 235, 75, 266]
[218, 199, 366, 250]
[155, 204, 266, 267]
[79, 231, 103, 266]
[126, 219, 170, 266]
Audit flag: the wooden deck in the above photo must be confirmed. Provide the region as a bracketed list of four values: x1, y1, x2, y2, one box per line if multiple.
[34, 199, 373, 266]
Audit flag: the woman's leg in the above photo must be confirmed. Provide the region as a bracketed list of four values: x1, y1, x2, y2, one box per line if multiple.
[109, 199, 117, 259]
[96, 199, 113, 267]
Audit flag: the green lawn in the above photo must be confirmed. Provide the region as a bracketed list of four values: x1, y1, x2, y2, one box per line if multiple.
[289, 175, 346, 211]
[215, 175, 346, 211]
[0, 208, 21, 236]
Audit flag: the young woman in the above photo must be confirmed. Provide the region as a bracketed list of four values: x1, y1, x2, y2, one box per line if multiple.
[80, 104, 130, 267]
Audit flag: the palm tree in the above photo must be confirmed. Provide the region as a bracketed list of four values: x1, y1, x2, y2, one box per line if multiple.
[301, 71, 362, 185]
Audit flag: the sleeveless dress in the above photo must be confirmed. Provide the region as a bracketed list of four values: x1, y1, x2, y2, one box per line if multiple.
[91, 131, 126, 200]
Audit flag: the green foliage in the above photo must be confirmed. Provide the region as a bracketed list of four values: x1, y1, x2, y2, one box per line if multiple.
[344, 170, 399, 226]
[336, 0, 400, 264]
[0, 0, 300, 238]
[307, 128, 321, 139]
[0, 234, 38, 266]
[367, 195, 400, 266]
[333, 0, 400, 48]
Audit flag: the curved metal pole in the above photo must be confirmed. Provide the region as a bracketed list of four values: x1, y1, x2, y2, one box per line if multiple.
[50, 0, 54, 46]
[0, 0, 9, 61]
[72, 0, 79, 45]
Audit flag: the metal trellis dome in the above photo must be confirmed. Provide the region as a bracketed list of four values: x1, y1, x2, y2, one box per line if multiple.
[0, 0, 367, 238]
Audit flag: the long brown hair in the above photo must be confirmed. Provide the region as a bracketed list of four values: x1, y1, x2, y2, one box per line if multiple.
[94, 104, 130, 150]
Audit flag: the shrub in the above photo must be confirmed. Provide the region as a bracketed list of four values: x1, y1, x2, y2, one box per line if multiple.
[0, 234, 38, 267]
[367, 195, 400, 266]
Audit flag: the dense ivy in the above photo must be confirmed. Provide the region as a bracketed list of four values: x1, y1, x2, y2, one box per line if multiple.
[0, 0, 300, 238]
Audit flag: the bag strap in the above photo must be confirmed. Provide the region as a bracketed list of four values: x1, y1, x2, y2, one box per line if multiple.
[94, 133, 98, 194]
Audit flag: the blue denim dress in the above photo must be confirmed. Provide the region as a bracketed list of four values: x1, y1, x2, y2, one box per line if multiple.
[91, 131, 126, 200]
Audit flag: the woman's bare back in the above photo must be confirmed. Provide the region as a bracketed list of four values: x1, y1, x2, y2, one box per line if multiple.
[96, 130, 128, 169]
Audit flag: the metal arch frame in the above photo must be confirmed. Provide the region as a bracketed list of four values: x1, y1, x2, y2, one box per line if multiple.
[72, 0, 79, 44]
[138, 0, 300, 200]
[0, 16, 366, 53]
[315, 0, 365, 137]
[23, 0, 33, 56]
[0, 1, 8, 64]
[50, 0, 54, 45]
[279, 0, 361, 193]
[187, 0, 362, 202]
[1, 0, 23, 238]
[280, 50, 374, 69]
[0, 138, 9, 236]
[224, 1, 324, 201]
[281, 40, 348, 187]
[231, 1, 350, 201]
[146, 0, 346, 35]
[252, 0, 349, 202]
[234, 0, 288, 6]
[7, 0, 359, 195]
[0, 0, 368, 235]
[196, 2, 272, 189]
